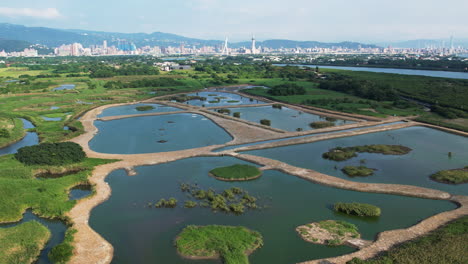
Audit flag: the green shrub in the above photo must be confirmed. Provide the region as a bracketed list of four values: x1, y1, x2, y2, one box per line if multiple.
[217, 109, 231, 115]
[15, 142, 86, 166]
[323, 145, 412, 161]
[272, 104, 283, 109]
[310, 121, 335, 129]
[135, 105, 155, 111]
[184, 201, 197, 208]
[341, 166, 376, 177]
[334, 202, 381, 217]
[48, 228, 76, 264]
[233, 112, 241, 118]
[209, 164, 261, 181]
[430, 167, 468, 184]
[0, 128, 10, 138]
[260, 119, 271, 126]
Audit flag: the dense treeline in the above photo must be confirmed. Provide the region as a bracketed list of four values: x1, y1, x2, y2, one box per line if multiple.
[268, 83, 306, 96]
[319, 74, 398, 101]
[15, 142, 86, 165]
[89, 63, 159, 78]
[103, 78, 183, 89]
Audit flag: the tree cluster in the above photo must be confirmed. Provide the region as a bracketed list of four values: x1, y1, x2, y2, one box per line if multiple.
[15, 142, 86, 165]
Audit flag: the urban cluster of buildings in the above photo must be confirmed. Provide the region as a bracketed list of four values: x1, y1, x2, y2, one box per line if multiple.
[0, 37, 467, 58]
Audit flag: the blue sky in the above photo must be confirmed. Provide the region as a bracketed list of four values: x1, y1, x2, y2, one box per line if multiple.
[0, 0, 467, 43]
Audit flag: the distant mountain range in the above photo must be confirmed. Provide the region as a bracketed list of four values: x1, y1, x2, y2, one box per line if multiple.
[0, 23, 379, 51]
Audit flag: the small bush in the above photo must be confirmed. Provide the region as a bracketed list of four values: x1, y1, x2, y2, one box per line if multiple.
[260, 119, 271, 126]
[341, 166, 376, 177]
[310, 121, 334, 129]
[217, 109, 231, 115]
[334, 202, 381, 217]
[0, 128, 10, 138]
[135, 105, 155, 111]
[15, 142, 86, 166]
[272, 104, 283, 109]
[233, 112, 241, 118]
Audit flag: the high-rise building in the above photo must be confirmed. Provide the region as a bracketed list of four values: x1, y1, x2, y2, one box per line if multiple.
[251, 35, 257, 54]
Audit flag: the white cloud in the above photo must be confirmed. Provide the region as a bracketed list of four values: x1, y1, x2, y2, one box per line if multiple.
[0, 7, 62, 19]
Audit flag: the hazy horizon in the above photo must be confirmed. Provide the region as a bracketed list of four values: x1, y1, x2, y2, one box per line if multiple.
[0, 0, 467, 43]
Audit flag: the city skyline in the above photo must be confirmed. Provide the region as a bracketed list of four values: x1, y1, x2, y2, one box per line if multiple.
[0, 0, 467, 43]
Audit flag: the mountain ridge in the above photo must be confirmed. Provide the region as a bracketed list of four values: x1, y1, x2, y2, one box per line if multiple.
[0, 23, 379, 50]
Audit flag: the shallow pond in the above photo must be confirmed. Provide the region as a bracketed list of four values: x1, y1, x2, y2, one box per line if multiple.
[53, 84, 76, 91]
[89, 156, 455, 264]
[245, 126, 468, 195]
[98, 103, 182, 118]
[217, 106, 352, 132]
[0, 210, 67, 264]
[184, 91, 264, 107]
[89, 114, 232, 154]
[0, 119, 39, 156]
[69, 184, 92, 200]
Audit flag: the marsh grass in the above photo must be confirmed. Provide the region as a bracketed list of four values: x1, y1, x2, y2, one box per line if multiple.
[176, 225, 263, 264]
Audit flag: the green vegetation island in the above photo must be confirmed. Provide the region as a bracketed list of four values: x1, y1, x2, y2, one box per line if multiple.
[135, 105, 155, 111]
[341, 166, 376, 177]
[149, 184, 261, 214]
[296, 220, 360, 246]
[323, 144, 412, 161]
[175, 225, 263, 264]
[430, 167, 468, 184]
[209, 164, 262, 181]
[334, 202, 381, 217]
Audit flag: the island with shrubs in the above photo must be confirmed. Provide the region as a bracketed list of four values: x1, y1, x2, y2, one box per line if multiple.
[323, 144, 412, 161]
[296, 220, 360, 246]
[430, 167, 468, 184]
[209, 164, 262, 181]
[176, 225, 263, 264]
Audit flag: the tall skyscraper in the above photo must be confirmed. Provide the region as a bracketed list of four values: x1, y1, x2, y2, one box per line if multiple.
[251, 35, 256, 54]
[221, 37, 229, 55]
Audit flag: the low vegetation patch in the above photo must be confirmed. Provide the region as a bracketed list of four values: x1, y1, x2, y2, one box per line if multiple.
[296, 220, 360, 246]
[430, 167, 468, 184]
[323, 145, 412, 161]
[0, 221, 51, 264]
[217, 109, 231, 115]
[272, 104, 283, 109]
[334, 202, 381, 217]
[169, 95, 206, 103]
[233, 112, 241, 118]
[341, 166, 376, 177]
[260, 119, 271, 126]
[150, 183, 261, 215]
[176, 225, 263, 264]
[135, 105, 155, 111]
[309, 121, 335, 129]
[348, 216, 468, 264]
[209, 164, 262, 181]
[48, 228, 76, 264]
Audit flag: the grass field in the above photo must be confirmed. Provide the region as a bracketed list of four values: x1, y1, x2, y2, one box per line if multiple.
[0, 116, 25, 148]
[0, 221, 51, 264]
[176, 225, 263, 264]
[209, 164, 262, 181]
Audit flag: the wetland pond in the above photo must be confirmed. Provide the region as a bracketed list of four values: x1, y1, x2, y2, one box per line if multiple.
[98, 103, 182, 118]
[0, 119, 39, 156]
[0, 210, 67, 264]
[89, 156, 455, 264]
[184, 91, 265, 107]
[245, 126, 468, 195]
[216, 105, 352, 131]
[89, 114, 232, 154]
